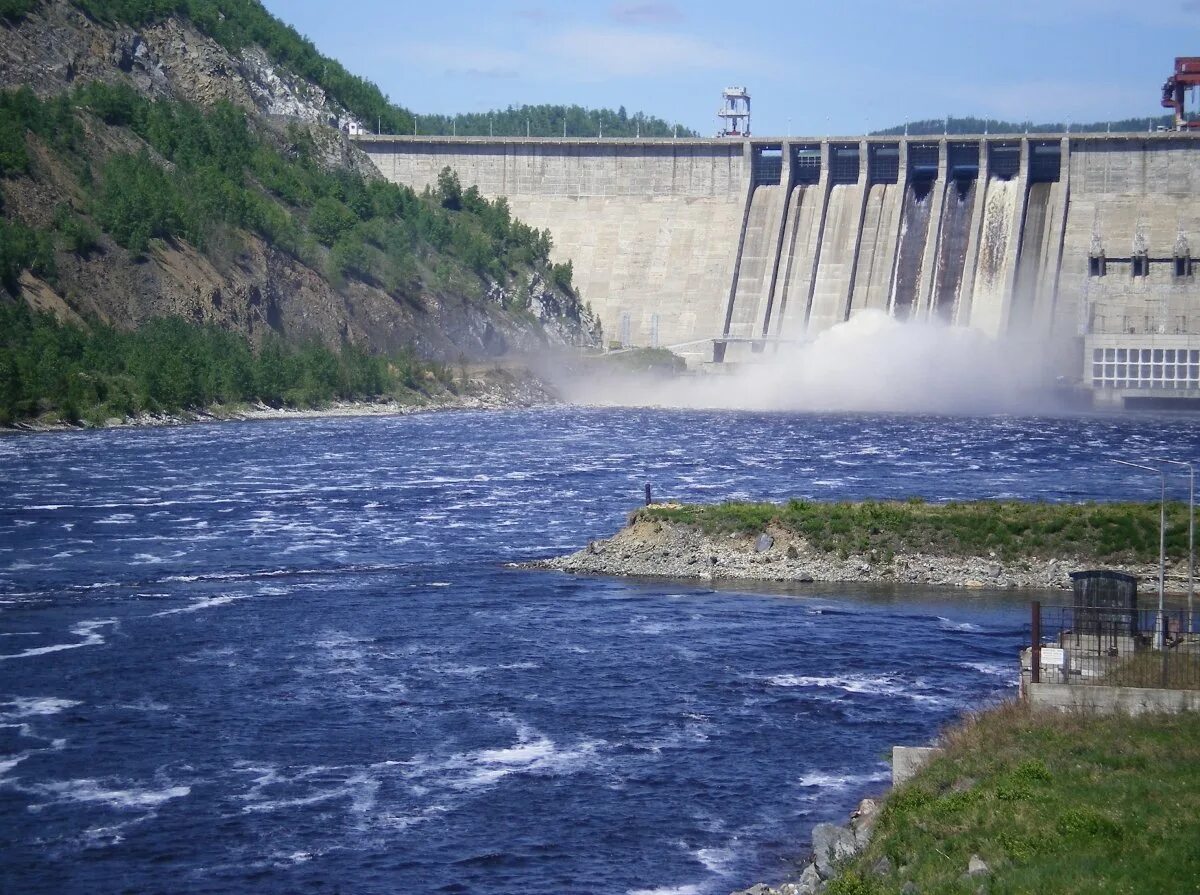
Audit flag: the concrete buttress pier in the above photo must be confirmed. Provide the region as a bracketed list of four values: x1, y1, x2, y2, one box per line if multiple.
[357, 133, 1200, 405]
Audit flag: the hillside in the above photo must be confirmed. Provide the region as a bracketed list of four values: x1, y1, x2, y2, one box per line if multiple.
[0, 0, 601, 384]
[414, 104, 699, 139]
[873, 114, 1178, 135]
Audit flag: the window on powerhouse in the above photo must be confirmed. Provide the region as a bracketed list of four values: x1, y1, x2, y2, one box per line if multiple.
[1091, 348, 1200, 388]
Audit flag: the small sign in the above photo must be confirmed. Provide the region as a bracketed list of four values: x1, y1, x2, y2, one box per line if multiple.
[1040, 647, 1065, 667]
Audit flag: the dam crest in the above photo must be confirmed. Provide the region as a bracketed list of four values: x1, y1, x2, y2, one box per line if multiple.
[357, 133, 1200, 407]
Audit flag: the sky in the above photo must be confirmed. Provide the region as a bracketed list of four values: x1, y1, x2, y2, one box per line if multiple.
[261, 0, 1200, 136]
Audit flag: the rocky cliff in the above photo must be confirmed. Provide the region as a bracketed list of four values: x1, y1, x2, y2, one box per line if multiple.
[0, 0, 600, 360]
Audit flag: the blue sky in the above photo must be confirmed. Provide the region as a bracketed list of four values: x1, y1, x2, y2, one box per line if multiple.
[262, 0, 1198, 135]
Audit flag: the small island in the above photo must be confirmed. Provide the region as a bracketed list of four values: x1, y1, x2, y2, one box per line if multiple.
[531, 499, 1194, 591]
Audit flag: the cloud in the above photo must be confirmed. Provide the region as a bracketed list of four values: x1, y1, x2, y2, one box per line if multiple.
[549, 26, 741, 77]
[609, 2, 685, 25]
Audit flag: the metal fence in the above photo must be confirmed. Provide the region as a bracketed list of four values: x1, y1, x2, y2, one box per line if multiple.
[1026, 602, 1200, 690]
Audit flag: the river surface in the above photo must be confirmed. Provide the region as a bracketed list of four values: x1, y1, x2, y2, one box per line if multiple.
[2, 408, 1198, 895]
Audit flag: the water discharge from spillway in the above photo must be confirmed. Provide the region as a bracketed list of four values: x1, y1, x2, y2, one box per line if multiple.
[555, 310, 1054, 415]
[931, 179, 976, 322]
[891, 181, 934, 320]
[1010, 182, 1053, 334]
[969, 177, 1020, 335]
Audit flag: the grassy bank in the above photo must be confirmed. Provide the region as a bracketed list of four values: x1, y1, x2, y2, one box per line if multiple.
[827, 702, 1200, 894]
[637, 500, 1191, 565]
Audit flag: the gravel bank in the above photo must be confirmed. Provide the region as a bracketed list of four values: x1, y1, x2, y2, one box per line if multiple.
[527, 514, 1188, 593]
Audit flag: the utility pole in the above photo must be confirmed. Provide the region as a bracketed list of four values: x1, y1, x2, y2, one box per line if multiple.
[1115, 459, 1167, 647]
[1152, 458, 1195, 632]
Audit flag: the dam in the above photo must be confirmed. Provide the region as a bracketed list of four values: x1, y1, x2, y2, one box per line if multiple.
[355, 133, 1200, 406]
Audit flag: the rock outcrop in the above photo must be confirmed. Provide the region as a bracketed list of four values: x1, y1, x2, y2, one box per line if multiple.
[731, 797, 882, 895]
[530, 515, 1188, 593]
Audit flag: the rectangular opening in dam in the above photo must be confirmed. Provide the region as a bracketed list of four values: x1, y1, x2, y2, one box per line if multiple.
[830, 143, 860, 185]
[988, 142, 1021, 180]
[1029, 141, 1062, 182]
[752, 144, 783, 186]
[868, 144, 899, 184]
[947, 142, 980, 182]
[791, 144, 821, 184]
[908, 143, 940, 181]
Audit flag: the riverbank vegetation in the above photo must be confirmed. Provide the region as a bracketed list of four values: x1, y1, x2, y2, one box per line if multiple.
[826, 701, 1200, 895]
[637, 500, 1192, 565]
[0, 302, 462, 426]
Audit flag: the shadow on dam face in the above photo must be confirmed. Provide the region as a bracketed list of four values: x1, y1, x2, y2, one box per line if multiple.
[891, 179, 934, 320]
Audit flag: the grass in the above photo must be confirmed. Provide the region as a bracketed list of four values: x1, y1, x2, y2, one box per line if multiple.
[636, 500, 1192, 564]
[826, 701, 1200, 895]
[1103, 650, 1200, 691]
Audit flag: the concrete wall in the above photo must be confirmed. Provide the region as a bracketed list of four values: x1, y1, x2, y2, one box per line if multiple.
[1028, 682, 1200, 715]
[358, 133, 1200, 394]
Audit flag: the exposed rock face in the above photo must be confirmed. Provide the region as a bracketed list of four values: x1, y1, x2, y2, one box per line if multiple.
[531, 517, 1187, 593]
[1, 1, 353, 128]
[0, 1, 602, 359]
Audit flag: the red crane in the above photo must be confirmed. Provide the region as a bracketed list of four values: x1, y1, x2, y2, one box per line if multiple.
[1162, 57, 1200, 129]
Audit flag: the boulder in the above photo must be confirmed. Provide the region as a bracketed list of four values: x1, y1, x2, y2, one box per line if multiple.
[795, 863, 824, 894]
[811, 822, 859, 879]
[850, 798, 880, 847]
[966, 854, 990, 877]
[755, 533, 775, 553]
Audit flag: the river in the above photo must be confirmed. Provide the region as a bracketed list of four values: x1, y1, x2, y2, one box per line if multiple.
[2, 408, 1197, 894]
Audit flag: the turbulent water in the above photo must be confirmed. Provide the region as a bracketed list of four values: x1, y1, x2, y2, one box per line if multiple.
[3, 408, 1198, 895]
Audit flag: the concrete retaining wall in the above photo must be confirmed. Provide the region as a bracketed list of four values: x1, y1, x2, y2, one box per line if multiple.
[1028, 682, 1200, 715]
[358, 134, 1200, 387]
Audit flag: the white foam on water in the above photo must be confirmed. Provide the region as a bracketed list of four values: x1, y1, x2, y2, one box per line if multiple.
[405, 721, 604, 793]
[96, 514, 136, 525]
[693, 843, 738, 875]
[0, 696, 81, 717]
[0, 632, 41, 637]
[131, 554, 166, 564]
[26, 779, 191, 811]
[796, 768, 890, 789]
[0, 753, 30, 776]
[938, 617, 983, 633]
[628, 885, 703, 895]
[152, 594, 249, 617]
[0, 620, 115, 661]
[960, 661, 1016, 680]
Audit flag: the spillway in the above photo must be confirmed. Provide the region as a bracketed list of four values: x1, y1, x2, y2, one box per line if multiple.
[808, 184, 864, 331]
[772, 184, 822, 337]
[967, 177, 1020, 335]
[1009, 181, 1052, 335]
[891, 181, 935, 320]
[931, 179, 977, 322]
[850, 183, 902, 314]
[725, 184, 787, 340]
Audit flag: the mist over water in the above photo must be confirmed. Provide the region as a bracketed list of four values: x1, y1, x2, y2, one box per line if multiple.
[561, 311, 1053, 414]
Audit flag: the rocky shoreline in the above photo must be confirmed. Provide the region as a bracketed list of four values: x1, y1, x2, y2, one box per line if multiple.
[732, 797, 882, 895]
[527, 513, 1189, 593]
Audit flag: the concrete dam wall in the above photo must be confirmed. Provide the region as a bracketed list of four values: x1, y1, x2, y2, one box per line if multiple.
[358, 133, 1200, 404]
